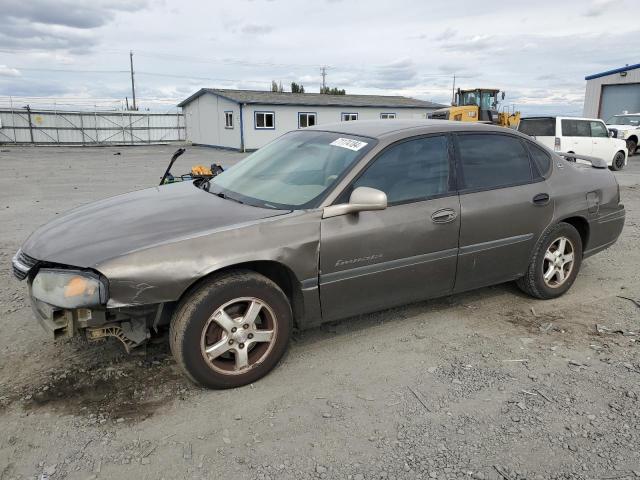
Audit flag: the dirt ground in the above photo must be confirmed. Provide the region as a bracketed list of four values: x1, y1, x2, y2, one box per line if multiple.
[1, 145, 639, 480]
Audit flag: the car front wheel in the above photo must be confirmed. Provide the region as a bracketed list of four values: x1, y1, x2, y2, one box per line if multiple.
[170, 270, 293, 389]
[627, 139, 637, 157]
[517, 222, 583, 299]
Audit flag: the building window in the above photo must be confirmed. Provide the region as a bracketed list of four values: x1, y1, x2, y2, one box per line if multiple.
[224, 111, 233, 129]
[341, 113, 358, 121]
[298, 112, 317, 128]
[380, 113, 396, 119]
[255, 111, 275, 129]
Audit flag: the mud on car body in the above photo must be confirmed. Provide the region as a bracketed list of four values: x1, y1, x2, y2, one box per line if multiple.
[13, 120, 625, 389]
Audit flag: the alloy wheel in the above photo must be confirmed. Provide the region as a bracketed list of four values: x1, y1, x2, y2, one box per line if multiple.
[542, 236, 575, 288]
[200, 297, 277, 375]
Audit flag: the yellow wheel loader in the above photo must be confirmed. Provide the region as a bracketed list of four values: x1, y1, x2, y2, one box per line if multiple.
[429, 88, 520, 128]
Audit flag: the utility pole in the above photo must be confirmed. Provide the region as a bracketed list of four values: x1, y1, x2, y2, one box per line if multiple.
[320, 66, 327, 92]
[129, 50, 137, 111]
[451, 74, 456, 105]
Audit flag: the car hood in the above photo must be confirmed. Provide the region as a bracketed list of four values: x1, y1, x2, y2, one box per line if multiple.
[606, 124, 639, 131]
[21, 181, 290, 268]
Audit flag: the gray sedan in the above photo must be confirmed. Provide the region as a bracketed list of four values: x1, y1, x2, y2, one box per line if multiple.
[12, 120, 625, 388]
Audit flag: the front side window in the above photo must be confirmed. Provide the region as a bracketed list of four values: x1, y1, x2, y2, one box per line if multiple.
[255, 111, 275, 129]
[457, 134, 533, 191]
[298, 112, 317, 128]
[211, 130, 375, 209]
[342, 113, 358, 121]
[561, 119, 590, 137]
[480, 91, 497, 110]
[590, 121, 608, 138]
[351, 136, 450, 204]
[380, 113, 396, 119]
[224, 111, 233, 129]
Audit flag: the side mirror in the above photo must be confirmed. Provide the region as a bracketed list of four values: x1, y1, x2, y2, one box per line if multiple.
[501, 91, 506, 100]
[322, 187, 387, 219]
[609, 130, 614, 138]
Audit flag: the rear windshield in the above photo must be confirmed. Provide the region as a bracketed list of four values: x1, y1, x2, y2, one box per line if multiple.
[518, 118, 555, 137]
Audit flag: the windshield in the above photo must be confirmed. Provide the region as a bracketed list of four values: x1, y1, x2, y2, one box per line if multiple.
[459, 91, 479, 106]
[607, 115, 640, 126]
[210, 130, 376, 209]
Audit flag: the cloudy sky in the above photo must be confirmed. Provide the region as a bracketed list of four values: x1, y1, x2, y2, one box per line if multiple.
[0, 0, 635, 114]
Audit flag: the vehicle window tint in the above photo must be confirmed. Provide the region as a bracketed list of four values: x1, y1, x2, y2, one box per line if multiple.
[527, 142, 552, 177]
[590, 121, 609, 138]
[561, 119, 590, 137]
[457, 134, 533, 190]
[518, 118, 555, 137]
[352, 136, 450, 204]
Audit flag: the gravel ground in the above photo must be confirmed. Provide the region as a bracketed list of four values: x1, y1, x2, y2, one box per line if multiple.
[0, 145, 639, 480]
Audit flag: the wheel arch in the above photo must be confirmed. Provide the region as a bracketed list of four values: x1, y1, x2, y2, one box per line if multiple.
[179, 260, 306, 328]
[558, 216, 590, 251]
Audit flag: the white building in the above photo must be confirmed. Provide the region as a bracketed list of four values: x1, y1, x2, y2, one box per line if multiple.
[178, 89, 444, 151]
[584, 63, 640, 120]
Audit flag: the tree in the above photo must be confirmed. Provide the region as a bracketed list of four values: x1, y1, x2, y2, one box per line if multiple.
[291, 82, 306, 94]
[271, 80, 278, 92]
[320, 86, 346, 95]
[278, 81, 284, 93]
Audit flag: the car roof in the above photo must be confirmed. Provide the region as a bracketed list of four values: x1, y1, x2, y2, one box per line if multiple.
[521, 116, 605, 122]
[306, 119, 513, 139]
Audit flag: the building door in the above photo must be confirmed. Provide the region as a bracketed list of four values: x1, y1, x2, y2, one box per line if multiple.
[600, 84, 640, 120]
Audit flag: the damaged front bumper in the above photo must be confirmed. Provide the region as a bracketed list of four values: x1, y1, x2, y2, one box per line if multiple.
[29, 292, 162, 353]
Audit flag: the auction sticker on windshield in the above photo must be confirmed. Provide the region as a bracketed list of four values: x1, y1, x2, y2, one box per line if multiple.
[330, 138, 368, 151]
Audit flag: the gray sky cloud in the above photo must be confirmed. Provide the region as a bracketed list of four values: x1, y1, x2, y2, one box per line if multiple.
[0, 0, 636, 115]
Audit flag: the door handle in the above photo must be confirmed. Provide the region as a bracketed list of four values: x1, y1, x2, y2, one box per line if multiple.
[532, 193, 550, 205]
[431, 208, 457, 224]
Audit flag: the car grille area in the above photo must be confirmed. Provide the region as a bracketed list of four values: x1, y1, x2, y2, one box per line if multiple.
[12, 249, 39, 280]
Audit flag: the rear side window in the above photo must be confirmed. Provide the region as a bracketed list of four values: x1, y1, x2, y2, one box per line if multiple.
[527, 142, 552, 177]
[518, 118, 555, 137]
[456, 134, 533, 190]
[561, 119, 591, 137]
[352, 135, 450, 204]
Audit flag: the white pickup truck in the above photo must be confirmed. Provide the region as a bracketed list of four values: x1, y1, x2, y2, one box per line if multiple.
[606, 113, 639, 157]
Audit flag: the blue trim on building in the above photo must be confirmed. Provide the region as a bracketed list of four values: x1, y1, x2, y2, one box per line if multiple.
[585, 63, 640, 80]
[254, 111, 276, 130]
[297, 111, 317, 128]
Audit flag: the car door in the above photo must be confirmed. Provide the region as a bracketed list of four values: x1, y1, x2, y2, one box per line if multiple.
[561, 119, 592, 155]
[453, 132, 554, 292]
[319, 134, 460, 322]
[590, 120, 613, 162]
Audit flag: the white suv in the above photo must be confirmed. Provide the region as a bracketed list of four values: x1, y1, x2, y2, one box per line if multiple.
[518, 116, 628, 170]
[606, 113, 639, 157]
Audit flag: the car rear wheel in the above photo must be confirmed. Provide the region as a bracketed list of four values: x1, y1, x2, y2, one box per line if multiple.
[170, 270, 293, 389]
[610, 151, 626, 171]
[517, 222, 583, 299]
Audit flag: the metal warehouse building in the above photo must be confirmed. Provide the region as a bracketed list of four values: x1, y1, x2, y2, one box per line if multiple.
[178, 88, 444, 151]
[584, 63, 640, 120]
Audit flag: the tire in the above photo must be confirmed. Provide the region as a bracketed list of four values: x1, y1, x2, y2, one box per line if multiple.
[170, 270, 293, 389]
[627, 139, 637, 157]
[610, 151, 626, 171]
[516, 222, 583, 300]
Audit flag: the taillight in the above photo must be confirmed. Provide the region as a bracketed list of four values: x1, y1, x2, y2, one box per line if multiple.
[554, 137, 561, 151]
